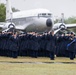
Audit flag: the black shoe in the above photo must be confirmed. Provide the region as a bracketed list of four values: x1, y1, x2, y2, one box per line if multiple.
[50, 58, 54, 60]
[70, 58, 74, 60]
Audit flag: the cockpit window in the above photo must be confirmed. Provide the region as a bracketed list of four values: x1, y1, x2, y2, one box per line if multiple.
[48, 13, 51, 16]
[38, 13, 51, 17]
[42, 13, 46, 15]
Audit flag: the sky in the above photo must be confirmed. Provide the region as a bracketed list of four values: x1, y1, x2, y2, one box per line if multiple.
[0, 0, 76, 18]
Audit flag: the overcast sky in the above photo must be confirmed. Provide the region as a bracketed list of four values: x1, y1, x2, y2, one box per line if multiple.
[1, 0, 76, 18]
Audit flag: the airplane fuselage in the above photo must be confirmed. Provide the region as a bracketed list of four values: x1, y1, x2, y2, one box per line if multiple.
[7, 9, 53, 32]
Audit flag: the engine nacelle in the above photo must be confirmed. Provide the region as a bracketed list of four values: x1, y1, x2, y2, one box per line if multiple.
[3, 22, 15, 29]
[59, 23, 67, 29]
[53, 23, 67, 30]
[2, 22, 15, 32]
[8, 23, 15, 28]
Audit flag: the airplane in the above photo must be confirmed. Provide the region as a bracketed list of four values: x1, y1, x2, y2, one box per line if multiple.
[0, 0, 53, 32]
[0, 0, 76, 33]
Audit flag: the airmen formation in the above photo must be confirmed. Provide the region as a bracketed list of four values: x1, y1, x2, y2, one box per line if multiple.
[0, 30, 76, 60]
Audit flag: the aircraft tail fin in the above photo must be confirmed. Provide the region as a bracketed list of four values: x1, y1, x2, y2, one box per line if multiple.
[6, 0, 12, 21]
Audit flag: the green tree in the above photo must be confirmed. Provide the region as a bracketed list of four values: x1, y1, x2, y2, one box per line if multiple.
[0, 3, 19, 22]
[0, 3, 6, 22]
[65, 17, 76, 24]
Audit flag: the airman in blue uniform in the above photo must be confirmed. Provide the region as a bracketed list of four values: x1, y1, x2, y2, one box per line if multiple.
[46, 30, 57, 60]
[67, 32, 76, 60]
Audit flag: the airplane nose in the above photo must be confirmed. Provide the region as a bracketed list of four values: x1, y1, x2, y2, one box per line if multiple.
[46, 19, 53, 27]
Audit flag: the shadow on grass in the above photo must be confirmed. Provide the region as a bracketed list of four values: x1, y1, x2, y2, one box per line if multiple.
[0, 61, 76, 64]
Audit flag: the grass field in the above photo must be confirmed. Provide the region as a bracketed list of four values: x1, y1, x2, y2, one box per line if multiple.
[0, 57, 76, 75]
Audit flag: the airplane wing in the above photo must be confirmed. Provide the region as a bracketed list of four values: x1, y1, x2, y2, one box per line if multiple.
[0, 25, 4, 28]
[15, 25, 26, 30]
[0, 21, 33, 32]
[53, 23, 76, 30]
[66, 24, 76, 28]
[0, 22, 5, 28]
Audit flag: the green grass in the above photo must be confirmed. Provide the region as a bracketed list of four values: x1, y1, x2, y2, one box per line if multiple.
[0, 57, 76, 75]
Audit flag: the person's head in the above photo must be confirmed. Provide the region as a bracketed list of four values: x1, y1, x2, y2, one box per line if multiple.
[61, 33, 65, 37]
[67, 32, 71, 36]
[50, 30, 54, 36]
[71, 32, 75, 37]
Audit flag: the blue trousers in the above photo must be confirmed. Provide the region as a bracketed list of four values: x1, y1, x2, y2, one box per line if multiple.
[50, 51, 54, 60]
[69, 51, 75, 60]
